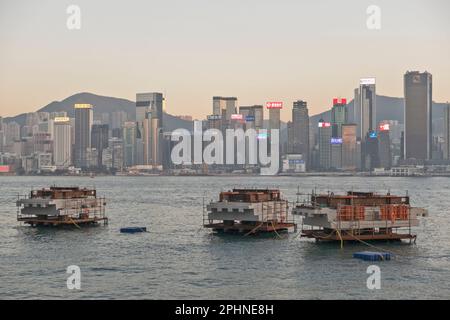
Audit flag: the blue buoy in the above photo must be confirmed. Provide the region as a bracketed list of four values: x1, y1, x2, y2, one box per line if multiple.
[120, 227, 147, 233]
[353, 251, 392, 261]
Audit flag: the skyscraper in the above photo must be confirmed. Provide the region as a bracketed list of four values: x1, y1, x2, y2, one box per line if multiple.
[239, 105, 264, 130]
[404, 71, 433, 160]
[53, 117, 72, 168]
[267, 102, 282, 131]
[136, 92, 164, 166]
[331, 98, 348, 137]
[288, 100, 310, 166]
[353, 88, 361, 138]
[341, 124, 357, 170]
[74, 104, 93, 168]
[91, 124, 109, 168]
[111, 111, 128, 130]
[378, 123, 391, 169]
[122, 121, 137, 167]
[318, 120, 332, 170]
[213, 96, 237, 129]
[444, 103, 450, 159]
[359, 78, 376, 141]
[0, 117, 4, 153]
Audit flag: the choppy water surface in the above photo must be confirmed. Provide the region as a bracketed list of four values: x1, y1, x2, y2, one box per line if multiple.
[0, 176, 449, 299]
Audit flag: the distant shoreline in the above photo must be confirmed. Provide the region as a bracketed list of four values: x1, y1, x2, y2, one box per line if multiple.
[1, 173, 449, 178]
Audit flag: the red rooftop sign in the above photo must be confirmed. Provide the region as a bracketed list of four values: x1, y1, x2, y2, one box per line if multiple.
[266, 102, 283, 109]
[333, 98, 347, 106]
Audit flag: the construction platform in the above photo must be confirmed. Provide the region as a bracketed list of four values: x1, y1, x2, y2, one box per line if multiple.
[301, 229, 416, 242]
[204, 222, 296, 234]
[18, 216, 108, 227]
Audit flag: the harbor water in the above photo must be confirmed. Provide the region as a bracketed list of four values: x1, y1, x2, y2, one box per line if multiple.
[0, 176, 449, 299]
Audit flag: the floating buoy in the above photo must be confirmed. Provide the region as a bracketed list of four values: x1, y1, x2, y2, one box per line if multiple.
[353, 251, 392, 261]
[120, 227, 147, 233]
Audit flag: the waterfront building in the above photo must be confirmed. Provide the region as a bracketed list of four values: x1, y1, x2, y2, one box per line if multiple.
[331, 98, 347, 138]
[288, 100, 310, 167]
[444, 103, 450, 159]
[53, 117, 72, 168]
[359, 78, 376, 141]
[122, 121, 137, 167]
[91, 124, 109, 168]
[74, 104, 93, 168]
[404, 71, 433, 160]
[341, 124, 358, 170]
[318, 120, 332, 170]
[378, 123, 392, 169]
[136, 92, 164, 166]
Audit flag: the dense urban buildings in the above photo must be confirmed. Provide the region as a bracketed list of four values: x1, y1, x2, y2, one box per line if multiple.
[404, 71, 433, 161]
[1, 71, 449, 175]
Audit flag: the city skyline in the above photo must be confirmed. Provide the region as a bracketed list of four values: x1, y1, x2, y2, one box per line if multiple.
[1, 0, 449, 120]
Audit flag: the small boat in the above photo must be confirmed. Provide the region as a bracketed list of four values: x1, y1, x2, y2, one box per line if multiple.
[16, 186, 108, 227]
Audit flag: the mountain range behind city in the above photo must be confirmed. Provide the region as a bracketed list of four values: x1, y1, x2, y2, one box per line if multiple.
[3, 92, 449, 134]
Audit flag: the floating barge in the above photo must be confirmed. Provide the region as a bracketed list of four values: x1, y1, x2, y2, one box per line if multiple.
[16, 186, 108, 227]
[204, 188, 296, 235]
[293, 191, 427, 243]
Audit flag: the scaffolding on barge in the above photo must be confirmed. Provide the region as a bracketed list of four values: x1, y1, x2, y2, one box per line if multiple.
[203, 188, 297, 235]
[293, 190, 427, 243]
[16, 186, 108, 227]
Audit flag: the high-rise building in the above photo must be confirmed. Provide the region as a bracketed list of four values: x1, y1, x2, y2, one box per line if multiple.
[331, 98, 348, 137]
[74, 104, 93, 168]
[53, 117, 72, 168]
[0, 117, 4, 153]
[341, 124, 358, 170]
[91, 124, 109, 168]
[33, 132, 52, 154]
[122, 122, 137, 167]
[239, 105, 264, 130]
[364, 131, 379, 170]
[111, 111, 128, 130]
[213, 97, 238, 131]
[330, 142, 342, 170]
[318, 120, 332, 170]
[4, 121, 20, 146]
[378, 123, 391, 169]
[136, 93, 164, 166]
[207, 114, 223, 131]
[103, 137, 124, 171]
[404, 71, 433, 160]
[444, 103, 450, 159]
[267, 102, 282, 131]
[353, 88, 361, 138]
[359, 78, 376, 141]
[288, 100, 310, 167]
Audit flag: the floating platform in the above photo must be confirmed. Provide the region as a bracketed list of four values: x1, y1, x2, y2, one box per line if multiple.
[204, 222, 296, 234]
[16, 186, 108, 228]
[18, 216, 108, 227]
[120, 227, 147, 233]
[353, 251, 392, 261]
[301, 229, 416, 242]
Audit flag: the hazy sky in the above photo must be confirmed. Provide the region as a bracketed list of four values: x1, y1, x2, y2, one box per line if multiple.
[0, 0, 449, 121]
